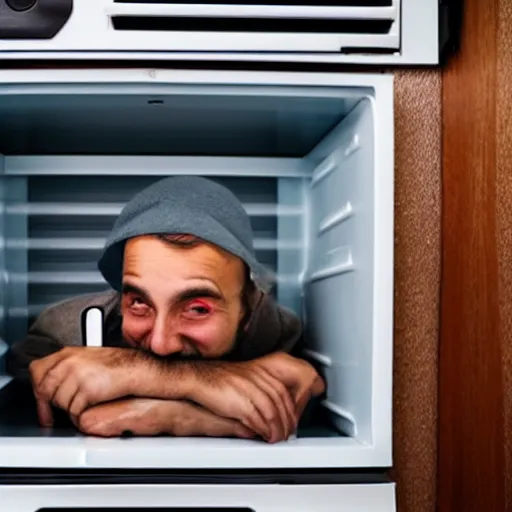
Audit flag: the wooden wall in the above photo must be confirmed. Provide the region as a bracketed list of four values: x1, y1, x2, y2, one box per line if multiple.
[438, 0, 512, 510]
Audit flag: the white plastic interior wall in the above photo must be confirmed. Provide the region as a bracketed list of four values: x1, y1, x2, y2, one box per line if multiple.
[0, 69, 394, 470]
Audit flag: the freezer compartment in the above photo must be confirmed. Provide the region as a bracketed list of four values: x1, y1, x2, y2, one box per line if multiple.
[0, 69, 394, 469]
[0, 483, 397, 512]
[0, 0, 440, 65]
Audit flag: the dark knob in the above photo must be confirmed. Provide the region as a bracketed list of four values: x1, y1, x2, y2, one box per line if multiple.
[5, 0, 37, 12]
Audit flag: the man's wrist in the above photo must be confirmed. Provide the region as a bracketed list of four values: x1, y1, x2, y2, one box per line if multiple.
[115, 348, 148, 397]
[133, 354, 197, 400]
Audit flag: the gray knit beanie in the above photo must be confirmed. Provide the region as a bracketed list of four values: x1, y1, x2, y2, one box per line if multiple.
[98, 176, 268, 291]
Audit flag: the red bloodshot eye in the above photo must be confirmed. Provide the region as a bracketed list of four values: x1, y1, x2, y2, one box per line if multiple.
[189, 299, 212, 314]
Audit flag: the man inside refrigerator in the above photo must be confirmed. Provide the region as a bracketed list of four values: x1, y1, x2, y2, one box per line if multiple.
[7, 176, 325, 443]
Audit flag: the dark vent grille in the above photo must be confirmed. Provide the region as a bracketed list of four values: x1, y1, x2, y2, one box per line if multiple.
[111, 17, 393, 33]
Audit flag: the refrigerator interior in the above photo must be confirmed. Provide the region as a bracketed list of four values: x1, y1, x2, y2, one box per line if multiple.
[0, 69, 394, 470]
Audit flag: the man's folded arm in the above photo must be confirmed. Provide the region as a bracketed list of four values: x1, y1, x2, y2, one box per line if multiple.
[77, 397, 256, 440]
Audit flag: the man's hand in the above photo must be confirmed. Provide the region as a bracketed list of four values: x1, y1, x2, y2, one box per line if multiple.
[181, 353, 325, 444]
[255, 352, 326, 418]
[183, 359, 297, 444]
[29, 346, 150, 427]
[78, 398, 256, 440]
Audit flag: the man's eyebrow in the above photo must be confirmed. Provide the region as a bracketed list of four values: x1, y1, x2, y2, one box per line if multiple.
[177, 287, 224, 303]
[121, 282, 151, 303]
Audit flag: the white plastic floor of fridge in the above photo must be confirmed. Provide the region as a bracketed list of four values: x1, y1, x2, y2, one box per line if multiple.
[0, 483, 396, 512]
[0, 435, 390, 469]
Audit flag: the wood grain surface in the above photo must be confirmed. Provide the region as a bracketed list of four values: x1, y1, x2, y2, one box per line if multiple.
[438, 0, 506, 510]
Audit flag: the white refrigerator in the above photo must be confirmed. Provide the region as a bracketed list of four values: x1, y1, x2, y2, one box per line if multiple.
[0, 0, 445, 509]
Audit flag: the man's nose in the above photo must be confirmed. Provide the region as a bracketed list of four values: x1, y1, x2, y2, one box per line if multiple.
[148, 317, 184, 356]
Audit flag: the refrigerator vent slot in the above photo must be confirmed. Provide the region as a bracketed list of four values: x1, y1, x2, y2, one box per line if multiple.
[104, 0, 400, 54]
[111, 17, 393, 34]
[107, 2, 398, 40]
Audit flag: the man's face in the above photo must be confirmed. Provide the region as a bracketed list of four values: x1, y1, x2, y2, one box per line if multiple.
[120, 235, 246, 358]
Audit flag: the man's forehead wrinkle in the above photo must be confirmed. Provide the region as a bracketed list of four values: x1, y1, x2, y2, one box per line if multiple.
[122, 275, 225, 303]
[122, 236, 243, 302]
[188, 275, 222, 291]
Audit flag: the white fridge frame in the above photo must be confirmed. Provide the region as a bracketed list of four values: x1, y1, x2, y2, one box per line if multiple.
[0, 483, 397, 512]
[0, 68, 394, 471]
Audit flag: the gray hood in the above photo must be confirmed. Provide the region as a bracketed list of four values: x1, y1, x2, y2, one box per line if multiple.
[98, 176, 269, 291]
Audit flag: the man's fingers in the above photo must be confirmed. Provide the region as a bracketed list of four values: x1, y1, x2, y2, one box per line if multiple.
[171, 401, 255, 439]
[254, 368, 297, 439]
[51, 375, 79, 412]
[234, 385, 270, 441]
[69, 413, 79, 428]
[193, 384, 269, 440]
[35, 396, 54, 427]
[239, 380, 283, 443]
[201, 413, 255, 439]
[68, 390, 90, 418]
[223, 383, 269, 441]
[78, 402, 123, 437]
[295, 376, 324, 418]
[248, 371, 289, 442]
[312, 375, 326, 396]
[259, 368, 297, 437]
[257, 354, 326, 400]
[30, 354, 69, 427]
[295, 389, 311, 419]
[233, 423, 256, 439]
[30, 355, 70, 408]
[295, 375, 326, 417]
[29, 349, 69, 388]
